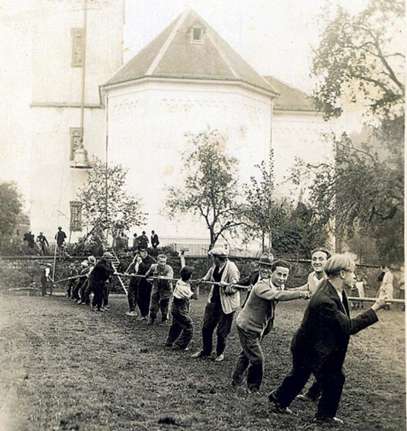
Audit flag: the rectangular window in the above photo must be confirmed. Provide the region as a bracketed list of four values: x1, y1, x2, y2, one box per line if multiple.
[69, 127, 83, 161]
[70, 201, 82, 231]
[193, 28, 202, 41]
[71, 28, 84, 67]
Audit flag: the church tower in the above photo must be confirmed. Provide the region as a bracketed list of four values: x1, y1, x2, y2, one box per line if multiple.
[29, 0, 124, 240]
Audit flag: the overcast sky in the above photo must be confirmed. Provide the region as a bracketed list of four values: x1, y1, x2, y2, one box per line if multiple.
[123, 0, 368, 94]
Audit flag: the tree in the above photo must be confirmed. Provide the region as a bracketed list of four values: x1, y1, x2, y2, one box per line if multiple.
[297, 0, 405, 263]
[312, 0, 404, 121]
[0, 181, 22, 247]
[165, 130, 243, 249]
[76, 159, 147, 240]
[242, 152, 283, 251]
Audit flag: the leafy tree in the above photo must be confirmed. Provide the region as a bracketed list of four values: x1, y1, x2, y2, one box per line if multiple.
[242, 152, 284, 251]
[76, 159, 147, 240]
[312, 0, 404, 121]
[165, 130, 243, 249]
[295, 0, 405, 264]
[0, 181, 22, 247]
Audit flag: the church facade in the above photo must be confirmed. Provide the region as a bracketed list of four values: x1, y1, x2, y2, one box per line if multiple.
[1, 3, 338, 250]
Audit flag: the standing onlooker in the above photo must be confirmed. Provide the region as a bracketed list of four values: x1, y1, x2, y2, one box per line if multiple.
[41, 263, 53, 296]
[191, 247, 240, 362]
[354, 276, 366, 309]
[132, 233, 139, 251]
[37, 232, 49, 255]
[232, 259, 310, 393]
[24, 231, 35, 249]
[398, 265, 405, 311]
[378, 265, 393, 310]
[151, 230, 160, 249]
[55, 226, 67, 248]
[165, 266, 198, 350]
[269, 254, 388, 425]
[146, 254, 174, 324]
[67, 263, 78, 298]
[138, 231, 149, 248]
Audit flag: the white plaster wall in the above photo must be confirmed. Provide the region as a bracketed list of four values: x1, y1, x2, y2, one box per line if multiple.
[272, 111, 337, 197]
[32, 0, 124, 105]
[106, 80, 272, 241]
[29, 107, 106, 241]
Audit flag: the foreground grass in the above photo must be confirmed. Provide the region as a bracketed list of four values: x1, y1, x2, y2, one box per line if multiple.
[0, 291, 405, 431]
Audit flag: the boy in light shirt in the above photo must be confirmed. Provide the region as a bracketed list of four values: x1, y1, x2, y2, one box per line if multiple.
[165, 266, 198, 351]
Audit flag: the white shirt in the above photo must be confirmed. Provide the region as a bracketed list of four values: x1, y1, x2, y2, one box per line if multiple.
[173, 279, 194, 299]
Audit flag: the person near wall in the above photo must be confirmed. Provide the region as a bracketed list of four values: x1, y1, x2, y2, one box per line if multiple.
[37, 232, 49, 255]
[41, 263, 53, 296]
[191, 247, 240, 362]
[232, 258, 310, 393]
[151, 230, 160, 249]
[268, 254, 388, 425]
[146, 254, 174, 324]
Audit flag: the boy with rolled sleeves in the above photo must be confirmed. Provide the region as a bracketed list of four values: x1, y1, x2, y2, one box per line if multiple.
[165, 266, 198, 350]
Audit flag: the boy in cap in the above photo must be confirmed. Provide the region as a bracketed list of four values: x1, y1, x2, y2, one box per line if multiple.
[80, 255, 97, 305]
[165, 266, 198, 350]
[146, 254, 174, 324]
[191, 247, 240, 362]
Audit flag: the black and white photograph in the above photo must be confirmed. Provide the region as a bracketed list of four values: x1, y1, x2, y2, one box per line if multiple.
[0, 0, 405, 430]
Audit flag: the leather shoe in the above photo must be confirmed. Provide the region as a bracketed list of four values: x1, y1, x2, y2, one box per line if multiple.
[191, 350, 210, 359]
[314, 416, 344, 425]
[269, 390, 293, 415]
[297, 393, 318, 402]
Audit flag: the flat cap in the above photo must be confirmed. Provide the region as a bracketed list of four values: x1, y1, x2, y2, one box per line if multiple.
[208, 247, 229, 257]
[258, 253, 274, 266]
[103, 252, 114, 259]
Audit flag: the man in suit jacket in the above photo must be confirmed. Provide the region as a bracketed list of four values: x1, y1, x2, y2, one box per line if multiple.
[269, 254, 388, 425]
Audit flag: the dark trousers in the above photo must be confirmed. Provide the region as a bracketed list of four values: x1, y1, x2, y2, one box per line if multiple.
[150, 288, 170, 322]
[72, 281, 82, 300]
[83, 282, 92, 305]
[137, 283, 152, 317]
[166, 298, 194, 349]
[273, 349, 345, 419]
[305, 379, 322, 400]
[201, 302, 234, 356]
[41, 280, 50, 296]
[91, 280, 105, 310]
[127, 282, 139, 312]
[232, 325, 264, 391]
[103, 283, 110, 307]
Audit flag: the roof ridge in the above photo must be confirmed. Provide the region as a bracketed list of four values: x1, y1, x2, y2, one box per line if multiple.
[146, 9, 190, 76]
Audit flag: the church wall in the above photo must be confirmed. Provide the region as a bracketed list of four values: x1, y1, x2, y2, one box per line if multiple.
[29, 107, 106, 242]
[272, 111, 337, 197]
[106, 80, 272, 243]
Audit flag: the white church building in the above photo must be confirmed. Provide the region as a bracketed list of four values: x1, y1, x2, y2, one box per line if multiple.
[1, 2, 339, 251]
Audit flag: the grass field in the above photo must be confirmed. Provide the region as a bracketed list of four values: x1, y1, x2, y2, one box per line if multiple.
[0, 290, 405, 431]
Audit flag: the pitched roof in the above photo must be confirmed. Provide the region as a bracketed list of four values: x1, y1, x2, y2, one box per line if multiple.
[105, 8, 278, 96]
[263, 76, 317, 112]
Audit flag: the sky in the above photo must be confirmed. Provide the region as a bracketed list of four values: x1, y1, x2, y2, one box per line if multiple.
[123, 0, 368, 94]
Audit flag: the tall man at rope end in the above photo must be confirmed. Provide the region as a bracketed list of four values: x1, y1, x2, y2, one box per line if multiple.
[191, 247, 240, 362]
[268, 254, 388, 426]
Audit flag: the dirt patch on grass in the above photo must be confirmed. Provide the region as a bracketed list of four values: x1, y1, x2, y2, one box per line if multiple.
[0, 291, 405, 431]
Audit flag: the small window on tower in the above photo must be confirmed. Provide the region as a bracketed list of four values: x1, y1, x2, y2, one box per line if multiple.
[70, 201, 82, 232]
[71, 28, 84, 67]
[193, 28, 202, 41]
